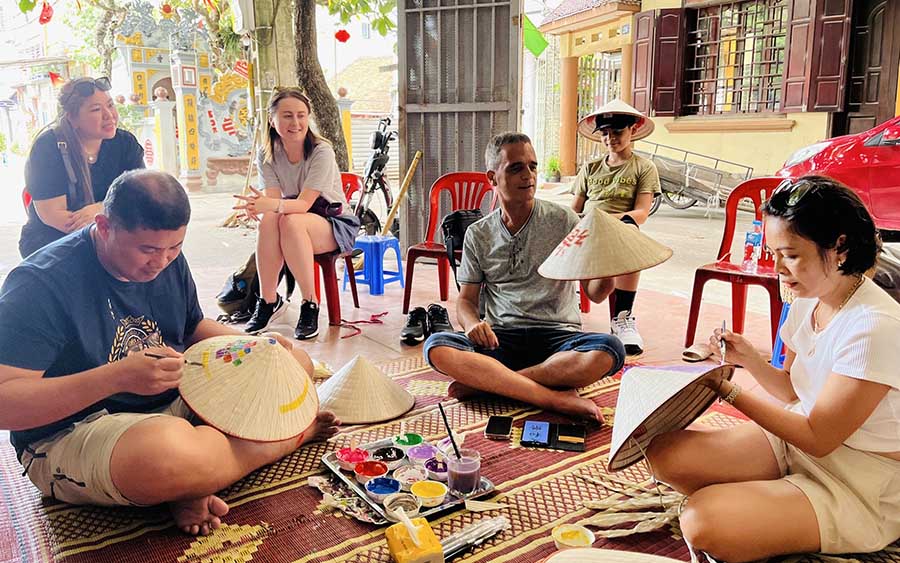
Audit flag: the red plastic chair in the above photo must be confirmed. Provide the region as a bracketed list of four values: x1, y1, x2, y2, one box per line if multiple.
[311, 172, 362, 326]
[22, 188, 32, 209]
[684, 177, 784, 347]
[402, 172, 495, 314]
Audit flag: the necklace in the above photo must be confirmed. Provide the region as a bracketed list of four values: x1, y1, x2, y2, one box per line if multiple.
[813, 275, 864, 333]
[87, 153, 97, 164]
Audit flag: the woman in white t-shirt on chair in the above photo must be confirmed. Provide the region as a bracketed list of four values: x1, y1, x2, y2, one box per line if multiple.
[233, 87, 358, 340]
[646, 176, 900, 561]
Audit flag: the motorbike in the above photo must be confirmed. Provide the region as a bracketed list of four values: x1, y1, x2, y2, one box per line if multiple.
[352, 116, 400, 238]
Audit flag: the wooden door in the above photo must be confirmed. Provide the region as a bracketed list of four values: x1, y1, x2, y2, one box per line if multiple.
[832, 0, 900, 135]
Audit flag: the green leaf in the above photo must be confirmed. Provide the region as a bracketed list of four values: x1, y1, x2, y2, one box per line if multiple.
[18, 0, 37, 13]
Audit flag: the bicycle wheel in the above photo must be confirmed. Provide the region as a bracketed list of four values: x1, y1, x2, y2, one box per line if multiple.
[648, 193, 662, 216]
[662, 187, 698, 210]
[359, 209, 381, 236]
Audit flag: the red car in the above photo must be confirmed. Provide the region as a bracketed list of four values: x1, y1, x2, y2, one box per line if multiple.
[777, 116, 900, 235]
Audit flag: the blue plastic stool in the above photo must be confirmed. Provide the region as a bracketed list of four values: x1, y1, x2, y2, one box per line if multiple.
[771, 301, 791, 368]
[343, 235, 404, 295]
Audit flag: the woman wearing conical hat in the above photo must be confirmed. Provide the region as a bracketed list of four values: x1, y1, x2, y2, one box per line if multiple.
[571, 100, 660, 357]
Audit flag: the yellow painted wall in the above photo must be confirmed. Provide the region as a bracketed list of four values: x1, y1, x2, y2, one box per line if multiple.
[560, 15, 633, 58]
[645, 113, 831, 176]
[640, 0, 682, 9]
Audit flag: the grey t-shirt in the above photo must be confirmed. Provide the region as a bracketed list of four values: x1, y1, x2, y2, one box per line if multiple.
[457, 198, 581, 330]
[256, 141, 347, 204]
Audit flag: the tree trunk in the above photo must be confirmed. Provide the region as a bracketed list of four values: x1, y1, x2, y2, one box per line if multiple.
[192, 1, 230, 74]
[292, 0, 349, 171]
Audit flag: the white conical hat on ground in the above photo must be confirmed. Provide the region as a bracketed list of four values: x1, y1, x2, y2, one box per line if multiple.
[578, 99, 655, 142]
[541, 548, 683, 563]
[317, 355, 415, 424]
[179, 335, 319, 442]
[608, 364, 735, 472]
[539, 208, 673, 280]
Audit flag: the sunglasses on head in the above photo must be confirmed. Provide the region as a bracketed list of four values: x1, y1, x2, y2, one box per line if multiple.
[61, 77, 112, 105]
[773, 178, 820, 207]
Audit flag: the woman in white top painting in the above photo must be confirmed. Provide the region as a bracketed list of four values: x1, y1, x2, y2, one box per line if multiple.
[647, 176, 900, 561]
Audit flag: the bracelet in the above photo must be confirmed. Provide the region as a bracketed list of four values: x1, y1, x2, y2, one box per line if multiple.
[719, 382, 742, 405]
[275, 199, 285, 214]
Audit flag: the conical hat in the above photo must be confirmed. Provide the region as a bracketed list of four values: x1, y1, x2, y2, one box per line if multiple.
[608, 364, 735, 472]
[179, 335, 319, 442]
[539, 208, 673, 280]
[541, 549, 683, 563]
[578, 99, 655, 142]
[317, 355, 415, 424]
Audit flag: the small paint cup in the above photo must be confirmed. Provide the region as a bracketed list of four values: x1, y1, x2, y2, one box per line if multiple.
[410, 480, 448, 508]
[335, 447, 370, 471]
[364, 477, 401, 504]
[424, 457, 448, 482]
[392, 433, 425, 451]
[392, 464, 429, 492]
[370, 446, 406, 470]
[383, 493, 422, 522]
[551, 524, 595, 550]
[354, 460, 389, 484]
[407, 443, 439, 466]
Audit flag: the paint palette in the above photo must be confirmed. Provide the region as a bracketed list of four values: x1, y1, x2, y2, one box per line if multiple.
[321, 437, 495, 525]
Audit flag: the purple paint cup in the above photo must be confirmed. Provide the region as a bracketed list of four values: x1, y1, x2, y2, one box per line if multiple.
[447, 448, 481, 496]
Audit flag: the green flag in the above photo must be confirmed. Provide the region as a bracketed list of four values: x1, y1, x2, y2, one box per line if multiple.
[523, 14, 549, 58]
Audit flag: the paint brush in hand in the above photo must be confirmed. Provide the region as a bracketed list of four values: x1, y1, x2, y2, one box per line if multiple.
[144, 352, 204, 367]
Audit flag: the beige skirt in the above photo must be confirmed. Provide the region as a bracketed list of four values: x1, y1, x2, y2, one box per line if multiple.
[764, 429, 900, 554]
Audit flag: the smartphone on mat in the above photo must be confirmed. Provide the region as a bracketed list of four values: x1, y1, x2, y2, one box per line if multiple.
[484, 415, 514, 440]
[520, 420, 551, 448]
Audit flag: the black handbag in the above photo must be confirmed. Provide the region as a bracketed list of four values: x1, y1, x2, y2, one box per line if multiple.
[308, 195, 344, 218]
[440, 209, 484, 289]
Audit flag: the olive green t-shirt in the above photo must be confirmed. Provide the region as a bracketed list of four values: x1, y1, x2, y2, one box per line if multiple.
[573, 153, 661, 214]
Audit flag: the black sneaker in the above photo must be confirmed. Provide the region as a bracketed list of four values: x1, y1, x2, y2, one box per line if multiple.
[295, 300, 320, 340]
[401, 307, 428, 343]
[426, 303, 454, 334]
[244, 295, 286, 334]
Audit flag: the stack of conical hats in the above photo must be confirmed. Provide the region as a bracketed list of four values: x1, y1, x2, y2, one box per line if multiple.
[539, 208, 673, 280]
[607, 364, 734, 472]
[179, 335, 319, 442]
[317, 355, 415, 424]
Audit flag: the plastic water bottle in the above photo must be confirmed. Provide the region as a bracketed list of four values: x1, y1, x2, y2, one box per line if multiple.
[742, 221, 763, 273]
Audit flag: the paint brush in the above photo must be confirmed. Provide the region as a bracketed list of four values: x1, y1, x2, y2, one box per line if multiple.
[719, 320, 727, 365]
[437, 402, 462, 459]
[144, 352, 203, 367]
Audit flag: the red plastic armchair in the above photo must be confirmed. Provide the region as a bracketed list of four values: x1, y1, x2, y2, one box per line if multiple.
[312, 172, 362, 325]
[684, 177, 784, 347]
[22, 188, 32, 209]
[402, 172, 494, 314]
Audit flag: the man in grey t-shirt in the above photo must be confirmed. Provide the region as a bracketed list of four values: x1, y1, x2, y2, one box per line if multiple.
[423, 133, 625, 422]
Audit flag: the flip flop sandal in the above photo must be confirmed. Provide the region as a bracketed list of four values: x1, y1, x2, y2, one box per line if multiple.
[682, 343, 713, 363]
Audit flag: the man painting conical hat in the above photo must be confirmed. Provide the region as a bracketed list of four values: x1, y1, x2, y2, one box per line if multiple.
[571, 99, 661, 358]
[578, 99, 655, 143]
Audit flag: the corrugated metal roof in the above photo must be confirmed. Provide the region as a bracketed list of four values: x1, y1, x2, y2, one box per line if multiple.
[541, 0, 640, 27]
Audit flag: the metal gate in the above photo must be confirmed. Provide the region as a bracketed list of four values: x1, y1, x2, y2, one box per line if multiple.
[398, 0, 522, 248]
[576, 51, 622, 165]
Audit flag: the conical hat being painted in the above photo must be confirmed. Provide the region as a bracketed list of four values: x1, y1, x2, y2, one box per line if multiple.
[539, 208, 673, 280]
[578, 99, 655, 142]
[608, 364, 735, 472]
[318, 355, 415, 424]
[540, 548, 683, 563]
[179, 335, 319, 442]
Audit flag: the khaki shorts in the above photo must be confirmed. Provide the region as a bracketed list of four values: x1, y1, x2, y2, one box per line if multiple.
[764, 429, 900, 554]
[19, 399, 193, 507]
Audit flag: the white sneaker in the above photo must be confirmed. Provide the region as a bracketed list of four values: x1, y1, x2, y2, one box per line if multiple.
[610, 310, 644, 356]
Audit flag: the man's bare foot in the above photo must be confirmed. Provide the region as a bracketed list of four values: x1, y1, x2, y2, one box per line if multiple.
[448, 381, 481, 400]
[298, 410, 341, 446]
[549, 389, 605, 424]
[170, 494, 229, 536]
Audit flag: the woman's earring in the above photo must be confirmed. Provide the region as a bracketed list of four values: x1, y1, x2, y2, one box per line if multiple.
[837, 260, 845, 270]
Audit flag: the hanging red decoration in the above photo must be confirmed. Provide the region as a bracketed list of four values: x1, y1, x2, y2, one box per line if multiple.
[38, 1, 53, 24]
[334, 29, 350, 43]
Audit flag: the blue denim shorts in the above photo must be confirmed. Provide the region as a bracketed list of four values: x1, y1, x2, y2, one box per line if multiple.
[424, 325, 625, 375]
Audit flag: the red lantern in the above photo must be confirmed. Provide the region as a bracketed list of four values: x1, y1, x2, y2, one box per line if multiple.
[334, 29, 350, 43]
[38, 1, 53, 24]
[161, 3, 173, 14]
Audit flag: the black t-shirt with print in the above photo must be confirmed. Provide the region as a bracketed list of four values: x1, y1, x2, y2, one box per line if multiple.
[20, 128, 145, 256]
[0, 227, 203, 458]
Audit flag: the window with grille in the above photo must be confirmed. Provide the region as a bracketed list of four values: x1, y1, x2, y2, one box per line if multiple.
[684, 0, 788, 115]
